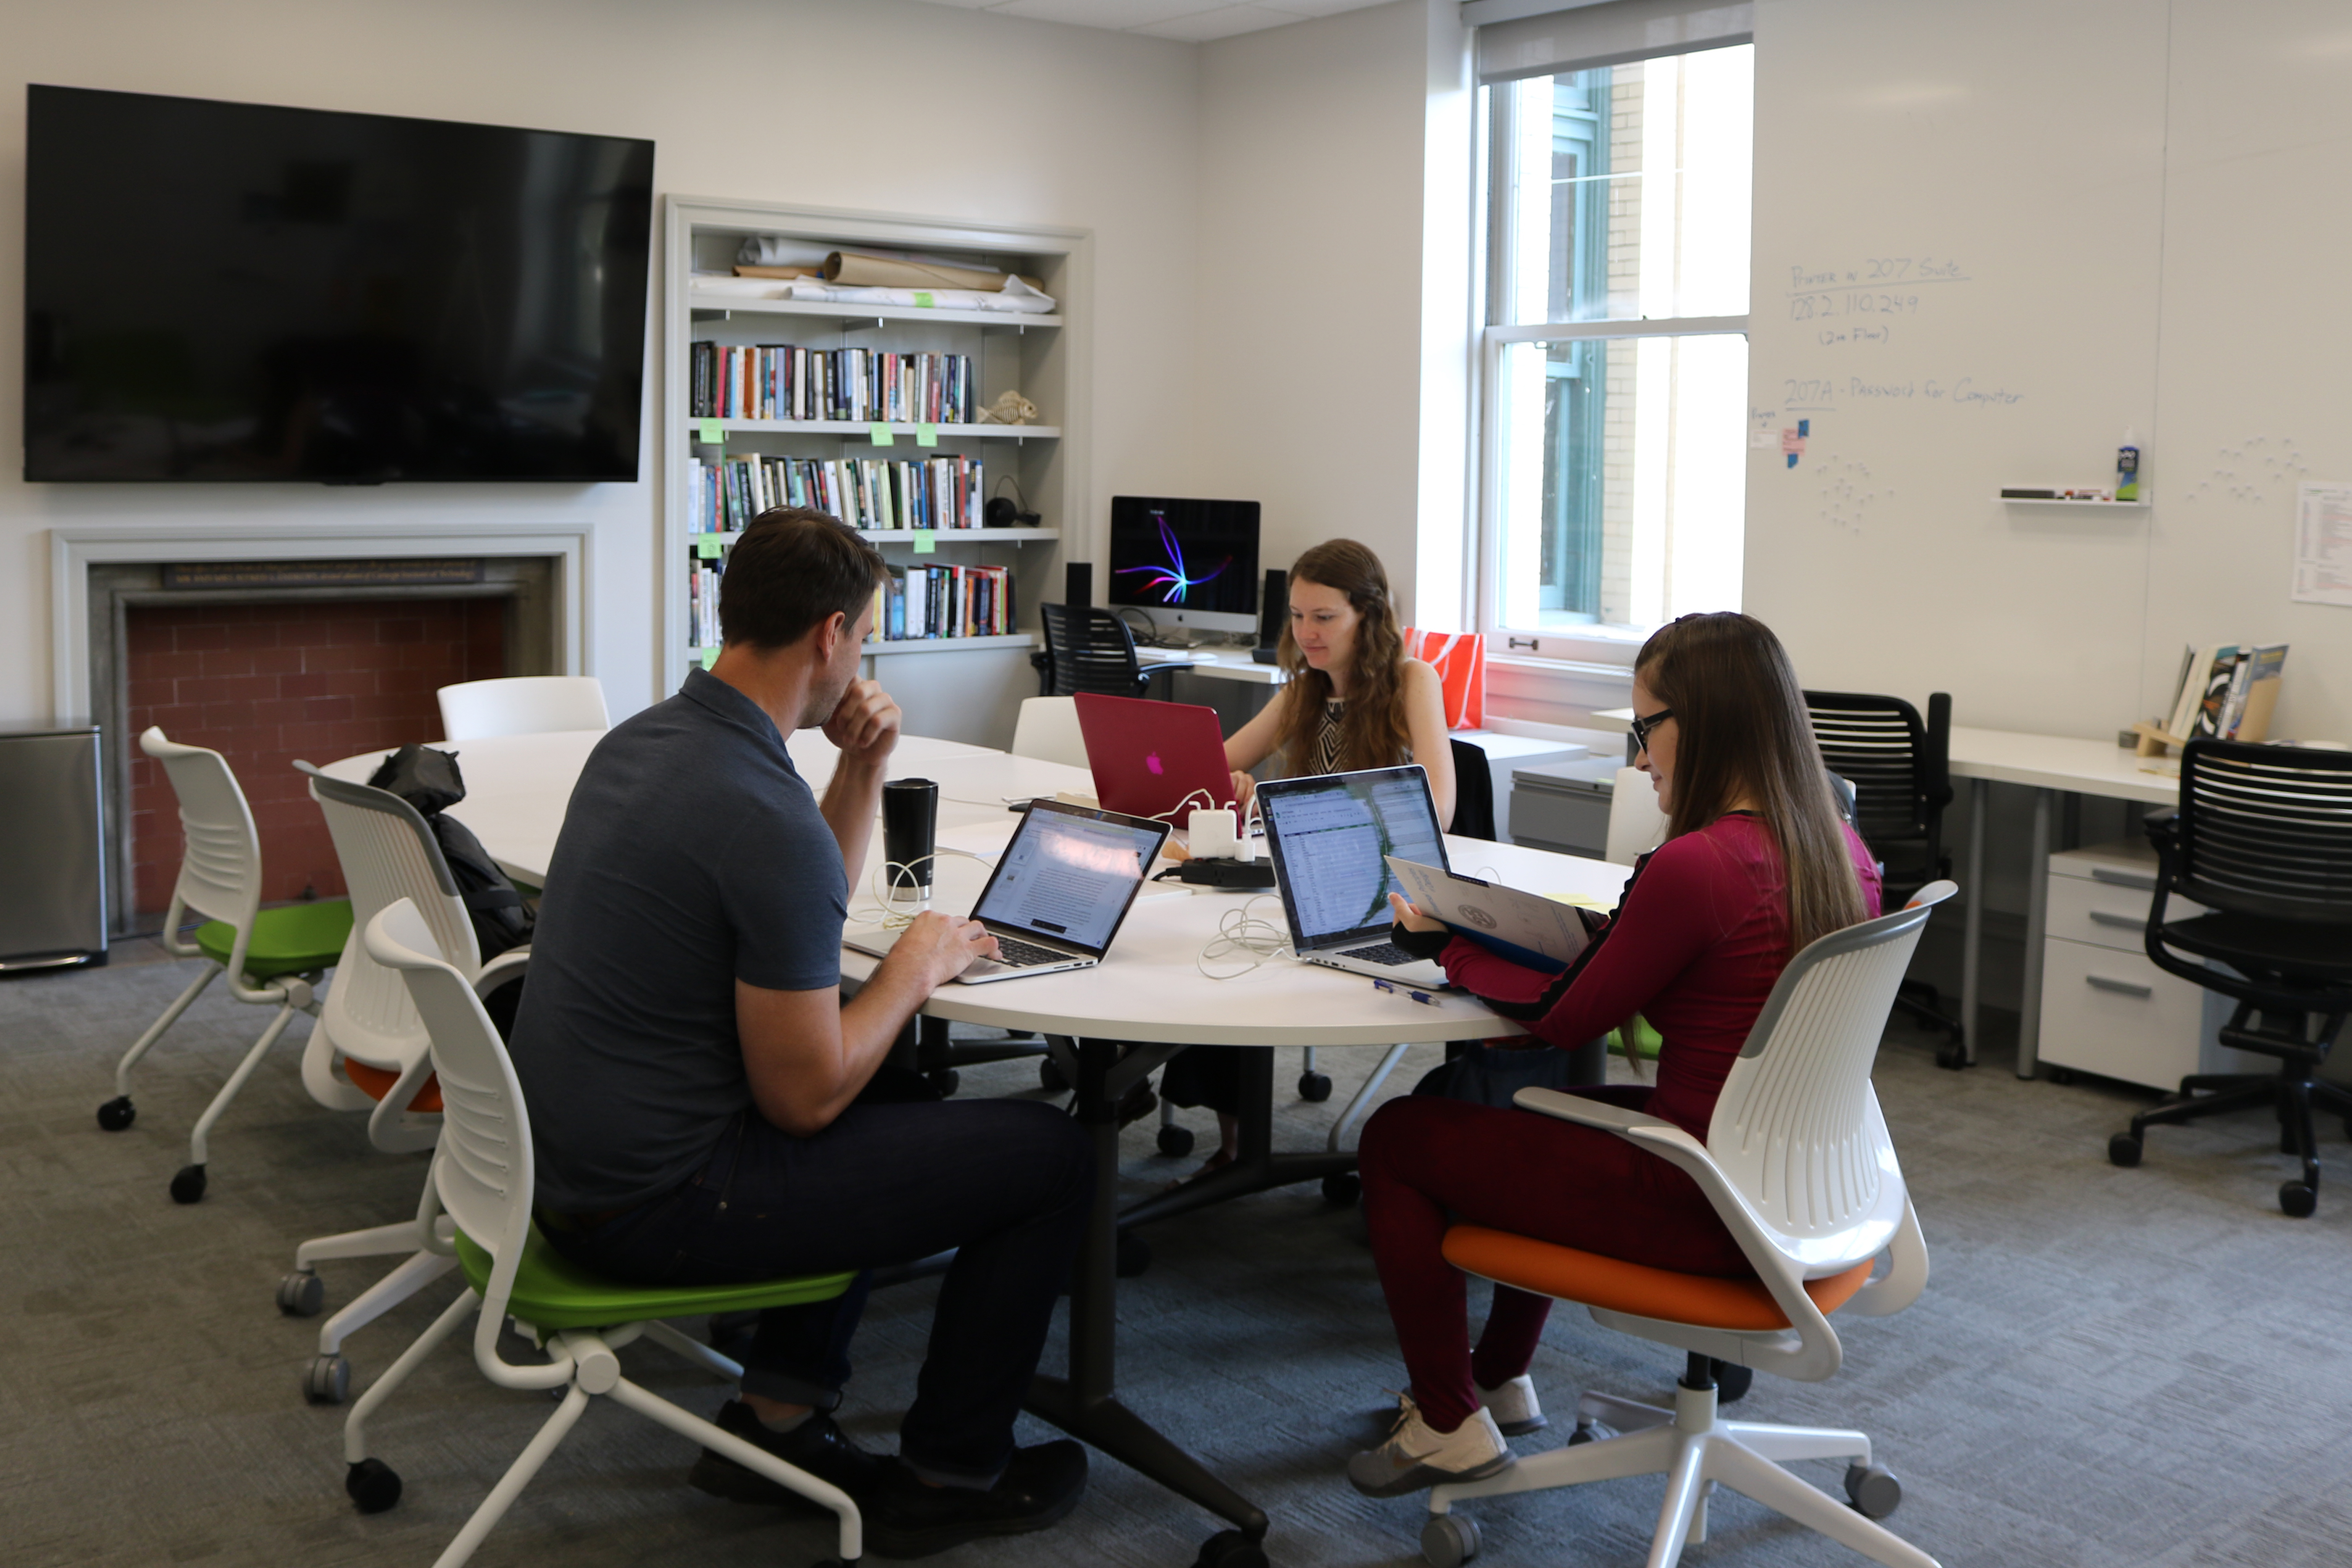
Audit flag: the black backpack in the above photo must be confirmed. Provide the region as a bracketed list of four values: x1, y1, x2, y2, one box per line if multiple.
[365, 744, 535, 961]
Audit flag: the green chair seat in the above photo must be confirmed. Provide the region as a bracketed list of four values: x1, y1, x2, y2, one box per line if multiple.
[454, 1225, 855, 1332]
[196, 899, 355, 981]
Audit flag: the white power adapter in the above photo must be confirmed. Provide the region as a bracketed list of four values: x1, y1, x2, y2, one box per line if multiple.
[1187, 807, 1240, 860]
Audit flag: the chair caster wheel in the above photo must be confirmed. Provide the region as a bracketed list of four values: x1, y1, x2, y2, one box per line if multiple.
[1844, 1462, 1901, 1519]
[1191, 1528, 1269, 1568]
[1422, 1512, 1481, 1567]
[926, 1068, 960, 1099]
[1157, 1123, 1195, 1157]
[1321, 1172, 1361, 1207]
[97, 1095, 135, 1131]
[306, 1354, 351, 1405]
[347, 1456, 402, 1514]
[169, 1164, 206, 1204]
[278, 1270, 325, 1317]
[1040, 1058, 1070, 1093]
[1567, 1419, 1615, 1446]
[1934, 1042, 1967, 1071]
[1115, 1230, 1151, 1278]
[2279, 1181, 2318, 1218]
[2107, 1133, 2142, 1168]
[1298, 1071, 1332, 1103]
[1708, 1358, 1753, 1404]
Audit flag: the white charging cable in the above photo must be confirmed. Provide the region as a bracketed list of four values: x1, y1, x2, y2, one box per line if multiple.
[1195, 893, 1290, 980]
[846, 846, 996, 931]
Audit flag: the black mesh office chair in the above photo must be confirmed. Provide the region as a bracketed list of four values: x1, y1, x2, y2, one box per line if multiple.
[1038, 603, 1151, 699]
[2106, 740, 2352, 1217]
[1805, 690, 1963, 1068]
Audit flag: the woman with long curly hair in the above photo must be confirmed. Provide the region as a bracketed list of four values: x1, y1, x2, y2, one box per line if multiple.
[1158, 539, 1456, 1178]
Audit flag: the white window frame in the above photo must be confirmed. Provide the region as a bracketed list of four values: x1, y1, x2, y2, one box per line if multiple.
[1471, 50, 1753, 669]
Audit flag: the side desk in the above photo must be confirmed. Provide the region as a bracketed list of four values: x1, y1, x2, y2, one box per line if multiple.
[1945, 728, 2179, 1078]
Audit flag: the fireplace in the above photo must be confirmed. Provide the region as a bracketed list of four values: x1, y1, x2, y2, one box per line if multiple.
[49, 522, 592, 938]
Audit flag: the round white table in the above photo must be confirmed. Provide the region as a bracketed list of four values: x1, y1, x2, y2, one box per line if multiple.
[324, 725, 1630, 1555]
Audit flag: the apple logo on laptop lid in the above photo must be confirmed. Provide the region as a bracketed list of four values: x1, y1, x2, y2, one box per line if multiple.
[1146, 752, 1163, 775]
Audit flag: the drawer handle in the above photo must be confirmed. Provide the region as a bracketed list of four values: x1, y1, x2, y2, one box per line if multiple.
[2089, 867, 2156, 891]
[2085, 973, 2154, 999]
[2087, 910, 2144, 930]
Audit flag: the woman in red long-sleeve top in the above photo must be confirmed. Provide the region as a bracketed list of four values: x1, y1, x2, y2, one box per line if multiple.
[1345, 612, 1883, 1499]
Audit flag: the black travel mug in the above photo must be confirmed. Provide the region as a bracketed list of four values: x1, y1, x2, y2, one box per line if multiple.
[881, 778, 939, 905]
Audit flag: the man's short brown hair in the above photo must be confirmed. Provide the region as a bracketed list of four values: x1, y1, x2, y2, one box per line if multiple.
[719, 507, 887, 650]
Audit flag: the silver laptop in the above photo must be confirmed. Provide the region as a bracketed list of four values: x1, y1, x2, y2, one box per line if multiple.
[843, 799, 1170, 984]
[1255, 765, 1453, 988]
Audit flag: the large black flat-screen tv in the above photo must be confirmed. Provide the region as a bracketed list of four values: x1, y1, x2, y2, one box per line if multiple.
[23, 85, 655, 483]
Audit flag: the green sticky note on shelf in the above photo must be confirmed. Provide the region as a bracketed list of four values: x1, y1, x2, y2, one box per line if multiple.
[913, 530, 936, 554]
[695, 535, 723, 559]
[914, 290, 935, 308]
[697, 418, 722, 445]
[915, 423, 939, 448]
[699, 646, 719, 670]
[868, 422, 894, 446]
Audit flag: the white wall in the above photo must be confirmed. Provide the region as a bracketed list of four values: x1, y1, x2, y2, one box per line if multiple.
[1192, 0, 1473, 630]
[0, 0, 1202, 722]
[1746, 0, 2352, 746]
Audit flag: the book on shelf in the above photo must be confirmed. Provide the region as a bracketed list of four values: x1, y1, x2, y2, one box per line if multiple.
[688, 559, 723, 650]
[695, 453, 985, 534]
[876, 563, 1014, 642]
[690, 341, 978, 424]
[2158, 641, 2288, 744]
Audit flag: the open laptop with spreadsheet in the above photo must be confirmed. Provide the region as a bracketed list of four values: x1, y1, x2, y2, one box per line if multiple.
[843, 799, 1171, 984]
[1254, 765, 1452, 987]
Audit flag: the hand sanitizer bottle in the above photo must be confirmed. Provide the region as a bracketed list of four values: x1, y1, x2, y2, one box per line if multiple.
[2117, 430, 2140, 502]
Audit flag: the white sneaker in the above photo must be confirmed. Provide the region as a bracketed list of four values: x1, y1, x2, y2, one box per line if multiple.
[1477, 1374, 1547, 1436]
[1346, 1395, 1514, 1498]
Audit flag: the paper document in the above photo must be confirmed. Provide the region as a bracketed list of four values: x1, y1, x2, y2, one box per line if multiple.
[1386, 858, 1593, 973]
[2292, 482, 2352, 607]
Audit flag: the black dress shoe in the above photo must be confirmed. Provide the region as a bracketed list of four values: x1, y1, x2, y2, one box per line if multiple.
[864, 1440, 1089, 1559]
[688, 1400, 887, 1508]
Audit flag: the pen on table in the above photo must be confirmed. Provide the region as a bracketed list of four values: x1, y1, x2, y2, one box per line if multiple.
[1372, 976, 1440, 1006]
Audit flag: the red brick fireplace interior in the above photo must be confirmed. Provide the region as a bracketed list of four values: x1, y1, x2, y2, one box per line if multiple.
[125, 598, 505, 921]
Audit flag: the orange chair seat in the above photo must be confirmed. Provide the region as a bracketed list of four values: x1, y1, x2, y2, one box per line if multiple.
[1443, 1225, 1873, 1332]
[342, 1058, 444, 1114]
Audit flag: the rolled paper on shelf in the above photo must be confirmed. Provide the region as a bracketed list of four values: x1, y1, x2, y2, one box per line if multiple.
[733, 264, 821, 279]
[826, 250, 1045, 293]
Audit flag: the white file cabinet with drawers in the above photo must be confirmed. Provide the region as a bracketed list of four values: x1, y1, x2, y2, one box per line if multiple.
[2038, 840, 2247, 1091]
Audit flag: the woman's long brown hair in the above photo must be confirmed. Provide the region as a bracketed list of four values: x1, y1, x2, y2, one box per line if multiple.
[1635, 612, 1866, 955]
[1276, 539, 1412, 774]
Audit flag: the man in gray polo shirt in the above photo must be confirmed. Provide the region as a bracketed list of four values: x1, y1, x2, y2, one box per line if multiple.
[509, 509, 1093, 1557]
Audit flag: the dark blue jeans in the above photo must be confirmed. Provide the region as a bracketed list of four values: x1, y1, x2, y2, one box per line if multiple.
[543, 1096, 1093, 1485]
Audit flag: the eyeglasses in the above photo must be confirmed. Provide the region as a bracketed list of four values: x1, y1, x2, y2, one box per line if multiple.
[1629, 708, 1675, 755]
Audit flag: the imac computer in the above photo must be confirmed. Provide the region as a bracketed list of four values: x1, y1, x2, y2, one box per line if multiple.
[1106, 495, 1261, 639]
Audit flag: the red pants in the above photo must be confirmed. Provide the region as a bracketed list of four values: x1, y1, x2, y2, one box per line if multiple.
[1357, 1090, 1751, 1434]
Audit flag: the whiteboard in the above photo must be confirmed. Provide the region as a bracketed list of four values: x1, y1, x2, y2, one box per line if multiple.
[1745, 0, 2352, 742]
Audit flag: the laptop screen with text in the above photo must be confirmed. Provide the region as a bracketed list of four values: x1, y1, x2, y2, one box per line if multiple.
[1259, 767, 1449, 946]
[971, 805, 1165, 955]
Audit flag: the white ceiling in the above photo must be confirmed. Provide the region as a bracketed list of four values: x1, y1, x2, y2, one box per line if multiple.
[910, 0, 1398, 44]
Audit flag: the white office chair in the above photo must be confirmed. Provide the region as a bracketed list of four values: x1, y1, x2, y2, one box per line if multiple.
[1605, 764, 1668, 865]
[1416, 883, 1956, 1568]
[336, 900, 861, 1568]
[98, 727, 352, 1205]
[277, 762, 530, 1405]
[1010, 694, 1091, 769]
[435, 676, 609, 741]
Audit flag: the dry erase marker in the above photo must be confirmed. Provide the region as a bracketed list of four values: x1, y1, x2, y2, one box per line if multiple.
[1372, 977, 1439, 1006]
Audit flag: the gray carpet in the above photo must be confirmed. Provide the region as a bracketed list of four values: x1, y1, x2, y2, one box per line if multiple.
[5, 944, 2350, 1568]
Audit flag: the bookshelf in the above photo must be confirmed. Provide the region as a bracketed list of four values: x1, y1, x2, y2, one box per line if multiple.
[662, 198, 1090, 748]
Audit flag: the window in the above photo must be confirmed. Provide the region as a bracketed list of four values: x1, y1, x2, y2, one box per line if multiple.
[1478, 43, 1753, 657]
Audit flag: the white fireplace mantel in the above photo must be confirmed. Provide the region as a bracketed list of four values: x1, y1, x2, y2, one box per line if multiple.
[48, 520, 593, 726]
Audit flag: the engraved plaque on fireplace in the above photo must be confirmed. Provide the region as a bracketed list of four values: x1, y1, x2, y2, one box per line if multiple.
[160, 559, 487, 590]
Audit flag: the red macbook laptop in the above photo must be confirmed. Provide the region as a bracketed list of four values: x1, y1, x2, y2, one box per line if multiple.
[1073, 692, 1238, 822]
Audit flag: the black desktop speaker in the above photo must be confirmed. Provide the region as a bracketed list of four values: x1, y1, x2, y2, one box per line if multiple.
[1256, 569, 1286, 650]
[1064, 561, 1092, 609]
